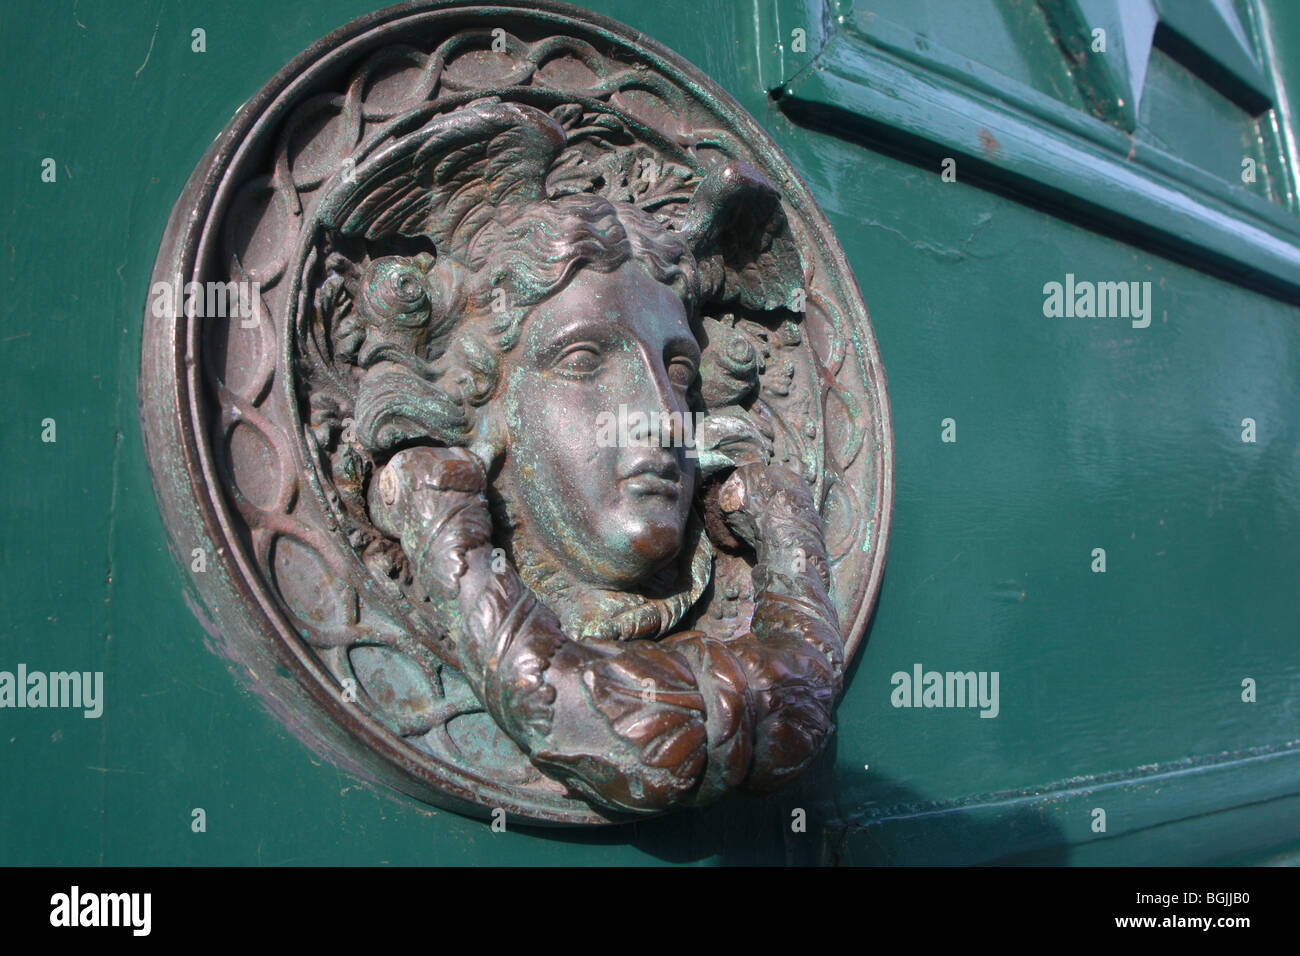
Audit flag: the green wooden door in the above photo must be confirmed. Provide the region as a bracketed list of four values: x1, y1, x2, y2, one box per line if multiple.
[2, 0, 1297, 865]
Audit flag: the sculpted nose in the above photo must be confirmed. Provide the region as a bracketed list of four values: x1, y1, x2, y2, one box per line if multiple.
[629, 350, 684, 448]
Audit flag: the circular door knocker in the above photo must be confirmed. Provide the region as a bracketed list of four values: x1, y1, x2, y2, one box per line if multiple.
[140, 0, 893, 824]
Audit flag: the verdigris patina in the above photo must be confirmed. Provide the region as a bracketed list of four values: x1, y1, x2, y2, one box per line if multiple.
[140, 0, 892, 824]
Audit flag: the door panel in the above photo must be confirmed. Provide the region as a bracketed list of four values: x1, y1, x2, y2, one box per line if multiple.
[2, 0, 1296, 864]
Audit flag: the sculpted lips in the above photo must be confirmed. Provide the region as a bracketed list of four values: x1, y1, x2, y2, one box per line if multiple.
[618, 455, 681, 499]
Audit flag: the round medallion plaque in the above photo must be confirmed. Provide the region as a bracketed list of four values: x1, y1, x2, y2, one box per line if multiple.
[140, 0, 892, 824]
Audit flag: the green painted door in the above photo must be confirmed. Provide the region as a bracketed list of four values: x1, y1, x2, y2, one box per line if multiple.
[2, 0, 1297, 864]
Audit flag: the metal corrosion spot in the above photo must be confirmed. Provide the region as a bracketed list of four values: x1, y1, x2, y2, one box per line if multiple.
[718, 471, 748, 514]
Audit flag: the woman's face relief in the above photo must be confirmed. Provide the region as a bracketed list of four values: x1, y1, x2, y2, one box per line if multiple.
[492, 259, 700, 590]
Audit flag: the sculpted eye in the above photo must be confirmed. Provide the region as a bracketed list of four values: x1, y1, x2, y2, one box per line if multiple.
[554, 344, 603, 377]
[668, 355, 697, 389]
